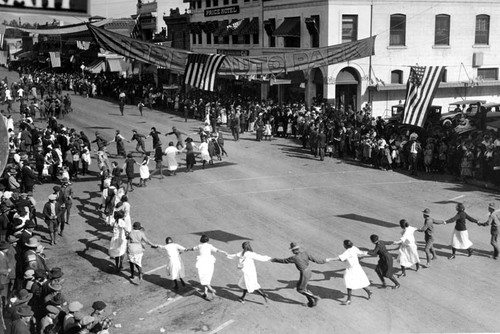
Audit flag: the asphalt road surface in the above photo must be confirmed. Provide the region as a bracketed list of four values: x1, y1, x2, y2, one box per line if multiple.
[2, 68, 499, 334]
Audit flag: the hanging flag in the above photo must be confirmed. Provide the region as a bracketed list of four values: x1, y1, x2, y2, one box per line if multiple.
[184, 53, 226, 92]
[402, 66, 445, 127]
[0, 25, 5, 50]
[131, 14, 142, 40]
[49, 51, 61, 67]
[76, 40, 90, 50]
[227, 19, 243, 31]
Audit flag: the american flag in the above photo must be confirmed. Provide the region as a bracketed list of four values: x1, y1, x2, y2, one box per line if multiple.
[131, 14, 142, 40]
[402, 66, 445, 127]
[184, 53, 226, 92]
[49, 52, 61, 68]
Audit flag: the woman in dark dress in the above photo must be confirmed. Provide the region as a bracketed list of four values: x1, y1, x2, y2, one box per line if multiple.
[183, 137, 196, 172]
[369, 234, 400, 289]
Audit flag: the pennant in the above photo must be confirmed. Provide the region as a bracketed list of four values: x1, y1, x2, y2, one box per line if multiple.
[131, 14, 142, 40]
[49, 51, 61, 68]
[184, 53, 226, 92]
[402, 66, 446, 127]
[227, 19, 243, 31]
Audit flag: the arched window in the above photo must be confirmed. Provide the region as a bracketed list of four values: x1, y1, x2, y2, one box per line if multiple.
[435, 14, 450, 45]
[390, 14, 406, 46]
[475, 15, 490, 45]
[391, 70, 403, 84]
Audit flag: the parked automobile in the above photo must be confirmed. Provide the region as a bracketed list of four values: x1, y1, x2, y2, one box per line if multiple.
[440, 100, 487, 128]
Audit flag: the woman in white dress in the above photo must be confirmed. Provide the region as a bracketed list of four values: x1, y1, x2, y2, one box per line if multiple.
[138, 152, 150, 187]
[392, 219, 420, 277]
[328, 240, 372, 305]
[198, 137, 211, 169]
[114, 195, 131, 228]
[164, 142, 180, 176]
[156, 237, 187, 290]
[227, 241, 270, 303]
[109, 211, 132, 273]
[185, 235, 227, 300]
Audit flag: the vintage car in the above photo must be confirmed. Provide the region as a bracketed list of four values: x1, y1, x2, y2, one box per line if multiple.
[440, 100, 487, 128]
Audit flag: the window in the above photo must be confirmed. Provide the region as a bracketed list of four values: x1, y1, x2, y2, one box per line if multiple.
[206, 32, 212, 44]
[213, 0, 218, 6]
[391, 70, 403, 84]
[198, 32, 202, 44]
[206, 0, 211, 7]
[441, 69, 447, 82]
[223, 0, 229, 4]
[232, 0, 237, 3]
[192, 33, 197, 45]
[253, 33, 258, 44]
[434, 14, 450, 45]
[232, 35, 238, 44]
[267, 18, 276, 47]
[197, 0, 201, 8]
[306, 15, 320, 48]
[475, 15, 490, 45]
[478, 68, 498, 80]
[342, 15, 357, 43]
[390, 14, 406, 46]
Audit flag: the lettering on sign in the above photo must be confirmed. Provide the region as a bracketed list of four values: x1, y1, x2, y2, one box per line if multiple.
[217, 49, 249, 57]
[204, 5, 239, 17]
[0, 0, 88, 14]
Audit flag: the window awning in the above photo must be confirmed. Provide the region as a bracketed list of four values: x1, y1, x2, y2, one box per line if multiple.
[188, 22, 202, 34]
[106, 58, 122, 72]
[273, 17, 300, 37]
[202, 21, 218, 34]
[86, 59, 105, 74]
[263, 20, 275, 36]
[213, 20, 229, 37]
[241, 18, 259, 35]
[232, 18, 249, 36]
[221, 19, 240, 37]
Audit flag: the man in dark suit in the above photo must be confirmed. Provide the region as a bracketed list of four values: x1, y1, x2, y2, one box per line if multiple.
[20, 163, 37, 193]
[42, 195, 62, 245]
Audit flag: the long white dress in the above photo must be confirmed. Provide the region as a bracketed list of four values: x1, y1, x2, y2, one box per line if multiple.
[139, 157, 150, 179]
[228, 251, 271, 293]
[115, 201, 131, 228]
[109, 217, 132, 258]
[164, 146, 180, 171]
[193, 243, 218, 285]
[397, 226, 421, 267]
[339, 246, 371, 290]
[198, 142, 211, 162]
[158, 243, 186, 280]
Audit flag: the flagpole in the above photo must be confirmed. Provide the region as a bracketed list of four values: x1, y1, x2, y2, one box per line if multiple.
[368, 0, 373, 105]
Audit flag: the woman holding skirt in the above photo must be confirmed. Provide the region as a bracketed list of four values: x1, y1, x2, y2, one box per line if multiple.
[185, 235, 227, 300]
[227, 241, 270, 303]
[445, 203, 479, 259]
[392, 219, 420, 277]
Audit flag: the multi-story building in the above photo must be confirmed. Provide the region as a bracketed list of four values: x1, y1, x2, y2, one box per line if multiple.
[183, 0, 500, 117]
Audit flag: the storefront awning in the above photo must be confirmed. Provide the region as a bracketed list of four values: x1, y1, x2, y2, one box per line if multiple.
[232, 18, 249, 36]
[86, 59, 105, 73]
[273, 17, 300, 37]
[221, 19, 240, 37]
[106, 58, 122, 72]
[213, 20, 229, 37]
[241, 18, 259, 35]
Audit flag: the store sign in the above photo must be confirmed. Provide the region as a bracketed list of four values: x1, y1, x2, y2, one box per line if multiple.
[217, 49, 249, 57]
[0, 0, 89, 15]
[204, 5, 239, 17]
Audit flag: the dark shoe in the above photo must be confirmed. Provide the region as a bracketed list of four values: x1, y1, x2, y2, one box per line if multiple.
[129, 275, 135, 279]
[341, 299, 351, 305]
[393, 284, 400, 289]
[448, 255, 455, 260]
[396, 273, 406, 278]
[238, 297, 245, 304]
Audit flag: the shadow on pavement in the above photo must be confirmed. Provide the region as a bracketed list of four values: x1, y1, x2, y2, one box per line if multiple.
[336, 213, 399, 228]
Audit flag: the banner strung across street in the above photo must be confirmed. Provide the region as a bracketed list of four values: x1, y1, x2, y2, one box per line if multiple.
[87, 24, 376, 76]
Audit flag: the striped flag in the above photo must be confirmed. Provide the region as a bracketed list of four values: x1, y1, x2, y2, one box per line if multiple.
[49, 51, 61, 68]
[0, 25, 5, 50]
[184, 53, 226, 92]
[402, 66, 445, 127]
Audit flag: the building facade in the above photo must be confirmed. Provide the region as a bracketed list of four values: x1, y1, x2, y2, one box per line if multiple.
[183, 0, 500, 117]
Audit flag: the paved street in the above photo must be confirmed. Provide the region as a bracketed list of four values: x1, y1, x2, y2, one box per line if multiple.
[3, 69, 499, 333]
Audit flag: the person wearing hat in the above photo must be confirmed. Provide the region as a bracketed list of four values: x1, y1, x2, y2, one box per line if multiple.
[0, 240, 13, 305]
[43, 194, 62, 245]
[90, 300, 109, 332]
[130, 130, 147, 155]
[478, 202, 500, 260]
[165, 126, 188, 150]
[127, 222, 157, 282]
[23, 237, 48, 274]
[40, 304, 60, 333]
[63, 301, 83, 332]
[407, 133, 421, 176]
[20, 220, 37, 250]
[59, 177, 74, 228]
[11, 304, 34, 334]
[8, 289, 33, 324]
[271, 242, 331, 307]
[20, 162, 37, 194]
[147, 127, 162, 150]
[6, 168, 20, 192]
[417, 208, 446, 267]
[23, 269, 35, 291]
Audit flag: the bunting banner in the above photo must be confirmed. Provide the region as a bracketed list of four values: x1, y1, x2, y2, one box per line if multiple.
[49, 51, 61, 68]
[5, 19, 111, 35]
[0, 25, 5, 50]
[76, 41, 90, 50]
[87, 24, 376, 76]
